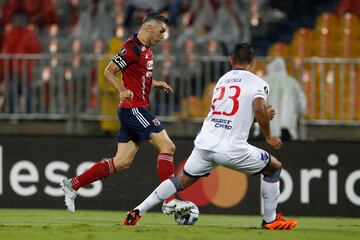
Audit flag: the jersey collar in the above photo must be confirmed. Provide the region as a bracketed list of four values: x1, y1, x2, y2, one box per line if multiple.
[232, 67, 247, 71]
[133, 34, 150, 48]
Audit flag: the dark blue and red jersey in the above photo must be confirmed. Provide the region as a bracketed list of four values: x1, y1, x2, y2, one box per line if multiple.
[112, 34, 153, 108]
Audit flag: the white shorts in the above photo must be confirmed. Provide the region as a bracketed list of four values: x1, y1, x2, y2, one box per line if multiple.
[183, 145, 271, 177]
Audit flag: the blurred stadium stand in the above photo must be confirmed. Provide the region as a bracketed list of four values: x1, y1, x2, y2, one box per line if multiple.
[0, 0, 360, 140]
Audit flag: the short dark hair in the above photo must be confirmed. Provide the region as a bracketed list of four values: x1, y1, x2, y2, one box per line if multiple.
[231, 43, 254, 65]
[143, 12, 169, 25]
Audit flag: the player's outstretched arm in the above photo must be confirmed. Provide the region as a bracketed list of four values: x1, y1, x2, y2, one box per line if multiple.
[104, 62, 133, 101]
[253, 98, 282, 149]
[152, 79, 174, 93]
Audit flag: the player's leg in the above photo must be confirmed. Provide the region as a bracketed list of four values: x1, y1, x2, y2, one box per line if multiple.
[260, 156, 282, 223]
[112, 141, 139, 170]
[61, 141, 138, 213]
[123, 172, 198, 225]
[226, 146, 297, 230]
[149, 129, 177, 204]
[124, 148, 215, 225]
[150, 129, 176, 183]
[71, 141, 138, 189]
[130, 108, 175, 191]
[124, 108, 179, 209]
[137, 171, 197, 215]
[260, 156, 297, 230]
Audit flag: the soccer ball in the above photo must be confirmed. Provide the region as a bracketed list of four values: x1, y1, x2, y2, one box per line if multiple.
[173, 201, 199, 225]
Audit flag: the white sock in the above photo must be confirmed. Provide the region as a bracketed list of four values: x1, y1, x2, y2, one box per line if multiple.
[261, 179, 280, 223]
[135, 179, 177, 216]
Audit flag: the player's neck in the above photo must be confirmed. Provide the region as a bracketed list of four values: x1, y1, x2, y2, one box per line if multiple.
[137, 32, 150, 47]
[232, 64, 251, 71]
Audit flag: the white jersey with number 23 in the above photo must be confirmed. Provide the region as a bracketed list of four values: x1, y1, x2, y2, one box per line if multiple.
[195, 69, 269, 157]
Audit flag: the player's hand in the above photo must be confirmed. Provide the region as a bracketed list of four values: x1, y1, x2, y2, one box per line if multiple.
[265, 105, 276, 121]
[119, 89, 134, 101]
[153, 81, 174, 94]
[162, 82, 174, 94]
[266, 136, 283, 150]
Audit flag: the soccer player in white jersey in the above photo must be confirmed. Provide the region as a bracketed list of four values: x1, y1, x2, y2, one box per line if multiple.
[123, 43, 298, 230]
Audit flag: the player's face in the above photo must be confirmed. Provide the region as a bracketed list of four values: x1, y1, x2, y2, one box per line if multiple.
[149, 22, 167, 46]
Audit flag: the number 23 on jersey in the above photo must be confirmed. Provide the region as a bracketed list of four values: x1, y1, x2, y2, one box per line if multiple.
[211, 85, 241, 116]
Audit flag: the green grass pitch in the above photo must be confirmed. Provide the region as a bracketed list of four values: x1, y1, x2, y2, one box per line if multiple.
[0, 209, 359, 240]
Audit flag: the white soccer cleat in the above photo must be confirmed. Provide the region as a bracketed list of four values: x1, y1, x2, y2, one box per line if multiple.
[60, 179, 77, 213]
[162, 199, 193, 215]
[162, 199, 178, 214]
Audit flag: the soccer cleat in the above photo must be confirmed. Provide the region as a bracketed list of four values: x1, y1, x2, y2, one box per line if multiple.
[162, 199, 179, 214]
[262, 213, 298, 230]
[60, 179, 77, 213]
[123, 209, 141, 225]
[162, 199, 193, 215]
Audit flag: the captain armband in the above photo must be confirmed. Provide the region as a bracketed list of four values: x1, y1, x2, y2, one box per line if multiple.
[112, 54, 128, 70]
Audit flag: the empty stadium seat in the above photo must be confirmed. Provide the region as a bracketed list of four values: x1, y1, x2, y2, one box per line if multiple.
[267, 42, 290, 57]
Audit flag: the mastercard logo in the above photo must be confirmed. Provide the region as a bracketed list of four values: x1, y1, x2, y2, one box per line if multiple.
[176, 160, 248, 208]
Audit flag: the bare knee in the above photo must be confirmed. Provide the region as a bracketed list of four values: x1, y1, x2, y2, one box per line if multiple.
[263, 156, 282, 176]
[112, 157, 132, 171]
[169, 142, 176, 154]
[272, 157, 282, 172]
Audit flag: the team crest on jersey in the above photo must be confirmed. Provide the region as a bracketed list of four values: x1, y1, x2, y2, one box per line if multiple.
[119, 48, 127, 56]
[152, 118, 161, 126]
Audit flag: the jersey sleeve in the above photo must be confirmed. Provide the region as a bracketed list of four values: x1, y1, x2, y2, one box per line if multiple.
[253, 81, 270, 101]
[112, 42, 137, 70]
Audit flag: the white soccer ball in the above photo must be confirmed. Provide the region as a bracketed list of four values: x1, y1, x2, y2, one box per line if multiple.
[173, 201, 199, 225]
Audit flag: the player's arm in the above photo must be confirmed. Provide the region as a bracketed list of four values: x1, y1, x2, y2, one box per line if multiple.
[152, 79, 174, 93]
[265, 104, 276, 120]
[253, 104, 275, 123]
[104, 60, 133, 101]
[253, 97, 282, 149]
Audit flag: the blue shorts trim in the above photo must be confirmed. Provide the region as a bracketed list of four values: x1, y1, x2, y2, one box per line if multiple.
[116, 108, 164, 143]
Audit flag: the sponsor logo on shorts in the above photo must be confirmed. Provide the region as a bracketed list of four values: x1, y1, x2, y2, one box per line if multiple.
[260, 152, 269, 161]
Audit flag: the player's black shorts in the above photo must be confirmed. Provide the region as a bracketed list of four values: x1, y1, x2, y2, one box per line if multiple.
[116, 108, 164, 143]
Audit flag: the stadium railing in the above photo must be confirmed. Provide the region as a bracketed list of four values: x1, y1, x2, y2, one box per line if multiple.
[0, 54, 359, 131]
